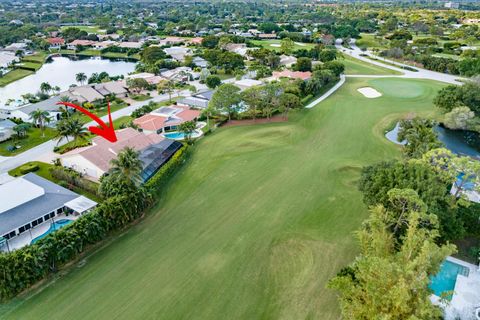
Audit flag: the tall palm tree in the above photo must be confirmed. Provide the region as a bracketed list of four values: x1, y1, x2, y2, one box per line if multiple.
[75, 72, 87, 85]
[29, 109, 51, 137]
[40, 82, 52, 95]
[178, 120, 197, 144]
[109, 147, 143, 185]
[69, 119, 88, 142]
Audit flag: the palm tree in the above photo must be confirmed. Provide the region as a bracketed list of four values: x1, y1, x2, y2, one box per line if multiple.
[75, 72, 87, 85]
[12, 123, 31, 139]
[178, 120, 197, 144]
[109, 147, 143, 185]
[29, 109, 51, 137]
[69, 119, 88, 142]
[39, 82, 52, 95]
[58, 96, 72, 119]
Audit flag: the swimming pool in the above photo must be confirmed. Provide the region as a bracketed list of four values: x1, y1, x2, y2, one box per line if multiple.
[457, 173, 476, 191]
[429, 260, 469, 300]
[163, 132, 186, 140]
[31, 219, 74, 244]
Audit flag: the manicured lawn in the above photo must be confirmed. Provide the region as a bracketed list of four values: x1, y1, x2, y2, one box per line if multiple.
[0, 128, 56, 156]
[22, 52, 48, 64]
[8, 161, 102, 203]
[250, 39, 315, 52]
[340, 55, 403, 75]
[111, 115, 133, 129]
[0, 69, 34, 87]
[72, 101, 130, 123]
[356, 33, 388, 50]
[0, 78, 445, 320]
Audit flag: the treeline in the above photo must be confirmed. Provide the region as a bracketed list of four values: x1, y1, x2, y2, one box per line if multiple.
[416, 55, 480, 77]
[0, 146, 189, 301]
[329, 118, 480, 318]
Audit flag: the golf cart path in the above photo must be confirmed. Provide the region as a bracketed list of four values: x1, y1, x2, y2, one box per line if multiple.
[336, 40, 467, 85]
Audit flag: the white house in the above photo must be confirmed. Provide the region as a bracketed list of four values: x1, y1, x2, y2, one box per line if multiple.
[0, 119, 16, 142]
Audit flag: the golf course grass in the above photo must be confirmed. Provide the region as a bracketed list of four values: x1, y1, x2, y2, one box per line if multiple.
[0, 77, 444, 320]
[340, 55, 402, 75]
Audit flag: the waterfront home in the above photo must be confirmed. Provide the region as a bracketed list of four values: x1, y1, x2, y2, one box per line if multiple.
[118, 41, 143, 49]
[125, 72, 164, 85]
[3, 42, 27, 53]
[46, 37, 65, 50]
[133, 105, 201, 134]
[67, 39, 96, 50]
[0, 173, 97, 252]
[10, 96, 63, 123]
[0, 51, 19, 69]
[63, 81, 129, 103]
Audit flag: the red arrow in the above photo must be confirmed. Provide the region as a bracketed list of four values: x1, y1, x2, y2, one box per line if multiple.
[56, 101, 118, 143]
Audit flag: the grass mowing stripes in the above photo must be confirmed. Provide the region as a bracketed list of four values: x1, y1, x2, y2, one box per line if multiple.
[0, 78, 445, 320]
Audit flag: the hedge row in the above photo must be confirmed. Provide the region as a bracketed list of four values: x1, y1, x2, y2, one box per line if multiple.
[0, 145, 190, 301]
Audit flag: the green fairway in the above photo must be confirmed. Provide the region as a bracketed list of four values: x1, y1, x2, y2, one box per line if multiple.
[250, 39, 315, 52]
[0, 78, 445, 320]
[340, 55, 402, 75]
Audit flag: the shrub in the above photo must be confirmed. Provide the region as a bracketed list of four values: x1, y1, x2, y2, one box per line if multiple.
[19, 163, 39, 174]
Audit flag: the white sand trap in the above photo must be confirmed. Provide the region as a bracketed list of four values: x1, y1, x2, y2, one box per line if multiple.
[270, 44, 281, 47]
[357, 87, 382, 98]
[295, 42, 306, 46]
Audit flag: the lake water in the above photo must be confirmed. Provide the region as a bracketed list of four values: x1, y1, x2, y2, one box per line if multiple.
[386, 122, 480, 159]
[0, 56, 136, 108]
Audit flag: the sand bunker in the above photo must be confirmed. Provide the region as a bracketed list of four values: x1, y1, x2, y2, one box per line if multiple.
[357, 87, 382, 98]
[295, 42, 306, 46]
[270, 44, 281, 47]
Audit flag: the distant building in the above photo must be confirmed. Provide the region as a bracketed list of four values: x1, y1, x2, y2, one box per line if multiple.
[279, 55, 297, 67]
[258, 33, 277, 39]
[163, 46, 192, 62]
[0, 51, 19, 69]
[234, 79, 263, 90]
[3, 42, 27, 53]
[269, 70, 312, 81]
[445, 2, 460, 9]
[192, 56, 208, 68]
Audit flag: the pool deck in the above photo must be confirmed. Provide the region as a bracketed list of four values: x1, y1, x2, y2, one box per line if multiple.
[431, 256, 480, 320]
[0, 214, 77, 252]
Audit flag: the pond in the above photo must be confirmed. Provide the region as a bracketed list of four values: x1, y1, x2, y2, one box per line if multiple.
[0, 56, 136, 108]
[385, 122, 480, 160]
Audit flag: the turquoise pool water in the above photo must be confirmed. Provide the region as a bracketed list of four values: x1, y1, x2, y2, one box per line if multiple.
[31, 219, 73, 244]
[429, 260, 469, 300]
[163, 132, 185, 140]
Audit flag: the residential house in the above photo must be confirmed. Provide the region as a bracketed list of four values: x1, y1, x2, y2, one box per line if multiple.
[126, 72, 163, 85]
[178, 90, 214, 109]
[269, 70, 312, 81]
[160, 67, 195, 82]
[67, 39, 96, 50]
[118, 41, 143, 49]
[98, 34, 121, 41]
[188, 37, 203, 45]
[158, 37, 185, 46]
[0, 173, 97, 251]
[10, 96, 63, 123]
[163, 46, 192, 62]
[234, 79, 263, 90]
[61, 127, 181, 181]
[0, 119, 16, 142]
[93, 40, 117, 50]
[3, 42, 27, 53]
[46, 37, 65, 50]
[64, 81, 128, 103]
[279, 55, 297, 67]
[0, 51, 19, 69]
[133, 105, 201, 134]
[258, 33, 277, 39]
[192, 56, 208, 68]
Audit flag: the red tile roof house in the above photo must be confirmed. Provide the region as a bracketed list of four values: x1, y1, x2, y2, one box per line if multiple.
[133, 105, 201, 135]
[46, 37, 65, 50]
[61, 128, 164, 180]
[67, 39, 97, 50]
[270, 70, 312, 81]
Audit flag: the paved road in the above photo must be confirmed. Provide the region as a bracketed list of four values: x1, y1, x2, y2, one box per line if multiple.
[305, 75, 346, 109]
[336, 40, 467, 85]
[0, 89, 192, 175]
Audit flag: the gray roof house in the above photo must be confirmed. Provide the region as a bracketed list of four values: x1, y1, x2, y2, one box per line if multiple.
[192, 56, 208, 68]
[178, 90, 214, 109]
[0, 119, 16, 142]
[0, 173, 97, 247]
[10, 95, 63, 123]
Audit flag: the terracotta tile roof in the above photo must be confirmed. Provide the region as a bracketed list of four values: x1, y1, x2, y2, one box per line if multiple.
[69, 39, 96, 46]
[63, 128, 164, 172]
[133, 105, 201, 132]
[272, 70, 312, 81]
[47, 37, 65, 45]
